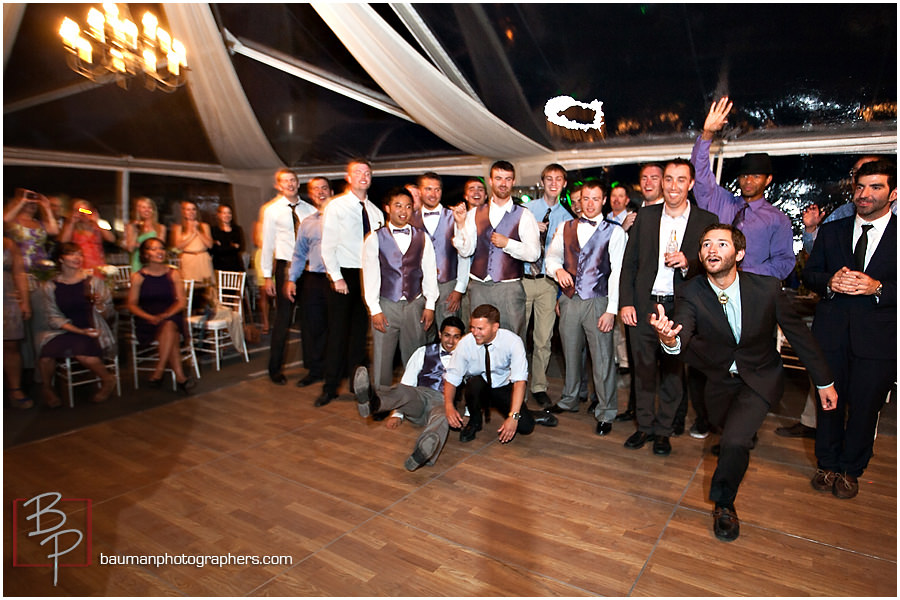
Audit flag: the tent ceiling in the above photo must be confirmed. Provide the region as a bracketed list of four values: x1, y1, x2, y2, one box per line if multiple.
[3, 3, 897, 185]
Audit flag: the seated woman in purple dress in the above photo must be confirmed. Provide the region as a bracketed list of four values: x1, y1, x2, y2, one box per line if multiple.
[127, 237, 195, 393]
[36, 242, 116, 408]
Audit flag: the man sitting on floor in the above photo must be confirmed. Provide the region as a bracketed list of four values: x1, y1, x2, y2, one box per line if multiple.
[353, 317, 466, 471]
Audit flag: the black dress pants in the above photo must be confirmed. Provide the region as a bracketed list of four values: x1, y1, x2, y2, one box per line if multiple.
[463, 376, 535, 435]
[323, 268, 369, 396]
[299, 271, 329, 379]
[268, 259, 295, 376]
[706, 375, 769, 508]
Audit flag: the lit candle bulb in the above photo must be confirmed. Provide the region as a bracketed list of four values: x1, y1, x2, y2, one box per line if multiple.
[142, 12, 158, 40]
[86, 7, 105, 43]
[59, 17, 80, 48]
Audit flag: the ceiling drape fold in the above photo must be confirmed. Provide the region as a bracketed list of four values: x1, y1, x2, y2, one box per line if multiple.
[312, 2, 550, 160]
[164, 3, 283, 169]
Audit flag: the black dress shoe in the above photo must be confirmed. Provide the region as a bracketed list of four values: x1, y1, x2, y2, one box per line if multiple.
[653, 435, 672, 455]
[147, 377, 163, 389]
[269, 373, 287, 385]
[460, 421, 482, 442]
[615, 409, 635, 423]
[775, 422, 816, 438]
[587, 395, 599, 413]
[314, 392, 337, 407]
[672, 420, 685, 436]
[531, 391, 552, 408]
[624, 430, 652, 449]
[296, 374, 323, 387]
[547, 404, 577, 414]
[531, 409, 558, 427]
[595, 421, 612, 436]
[713, 505, 740, 541]
[371, 410, 390, 422]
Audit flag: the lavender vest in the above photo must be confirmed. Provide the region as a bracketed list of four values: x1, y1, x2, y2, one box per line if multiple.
[469, 203, 524, 282]
[411, 208, 458, 284]
[416, 342, 446, 392]
[377, 226, 425, 302]
[560, 219, 614, 299]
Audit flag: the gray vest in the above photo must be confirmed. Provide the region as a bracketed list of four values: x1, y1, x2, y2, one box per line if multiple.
[561, 219, 614, 299]
[377, 226, 425, 302]
[411, 208, 458, 284]
[416, 342, 446, 392]
[470, 203, 524, 281]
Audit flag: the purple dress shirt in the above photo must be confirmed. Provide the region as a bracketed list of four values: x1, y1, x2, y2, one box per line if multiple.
[690, 137, 796, 280]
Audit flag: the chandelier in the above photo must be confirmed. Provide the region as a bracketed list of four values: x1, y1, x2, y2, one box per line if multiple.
[59, 3, 188, 92]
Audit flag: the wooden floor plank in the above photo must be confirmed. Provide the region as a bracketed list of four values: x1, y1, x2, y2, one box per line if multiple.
[4, 374, 896, 596]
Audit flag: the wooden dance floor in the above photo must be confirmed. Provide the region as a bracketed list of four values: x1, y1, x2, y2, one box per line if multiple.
[4, 374, 896, 596]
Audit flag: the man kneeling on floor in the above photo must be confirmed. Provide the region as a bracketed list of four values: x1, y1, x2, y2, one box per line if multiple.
[354, 317, 466, 471]
[443, 304, 558, 445]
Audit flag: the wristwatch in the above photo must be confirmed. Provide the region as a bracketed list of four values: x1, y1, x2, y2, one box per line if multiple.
[509, 412, 521, 420]
[875, 282, 883, 299]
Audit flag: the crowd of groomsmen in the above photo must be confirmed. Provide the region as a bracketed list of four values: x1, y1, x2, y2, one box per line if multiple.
[257, 97, 896, 542]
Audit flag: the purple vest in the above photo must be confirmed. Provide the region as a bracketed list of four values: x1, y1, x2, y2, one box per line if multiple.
[416, 342, 446, 392]
[411, 208, 458, 284]
[469, 203, 524, 281]
[560, 219, 614, 300]
[377, 226, 425, 302]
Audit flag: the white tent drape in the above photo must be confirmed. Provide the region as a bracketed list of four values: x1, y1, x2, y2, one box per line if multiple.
[164, 4, 282, 169]
[312, 2, 550, 160]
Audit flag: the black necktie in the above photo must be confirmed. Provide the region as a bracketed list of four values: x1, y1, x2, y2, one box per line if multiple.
[483, 342, 492, 388]
[732, 202, 749, 229]
[288, 203, 299, 238]
[854, 224, 874, 270]
[361, 202, 371, 238]
[579, 217, 597, 227]
[532, 208, 552, 273]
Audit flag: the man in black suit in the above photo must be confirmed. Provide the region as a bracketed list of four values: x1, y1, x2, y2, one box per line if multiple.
[653, 224, 836, 541]
[619, 158, 718, 456]
[802, 160, 896, 500]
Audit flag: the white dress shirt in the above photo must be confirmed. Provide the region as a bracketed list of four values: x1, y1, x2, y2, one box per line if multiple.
[443, 329, 528, 389]
[260, 195, 316, 278]
[452, 198, 541, 281]
[853, 210, 892, 271]
[546, 218, 627, 314]
[321, 190, 385, 281]
[362, 225, 439, 315]
[651, 202, 691, 296]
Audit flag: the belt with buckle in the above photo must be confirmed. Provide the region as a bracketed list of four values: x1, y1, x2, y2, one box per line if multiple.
[650, 294, 674, 304]
[523, 274, 545, 280]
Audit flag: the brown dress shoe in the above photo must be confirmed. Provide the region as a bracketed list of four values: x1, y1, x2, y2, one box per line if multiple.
[811, 469, 838, 492]
[712, 506, 740, 542]
[833, 473, 859, 499]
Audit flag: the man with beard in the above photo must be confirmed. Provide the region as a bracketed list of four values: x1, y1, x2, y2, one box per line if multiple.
[653, 224, 835, 541]
[803, 160, 896, 500]
[452, 161, 540, 338]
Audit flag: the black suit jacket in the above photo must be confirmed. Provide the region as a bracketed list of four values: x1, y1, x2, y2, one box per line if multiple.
[672, 272, 833, 404]
[801, 215, 896, 361]
[619, 203, 718, 318]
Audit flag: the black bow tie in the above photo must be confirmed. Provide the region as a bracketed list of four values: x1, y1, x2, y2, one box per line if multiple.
[424, 210, 441, 217]
[440, 350, 451, 357]
[579, 217, 597, 227]
[393, 227, 411, 235]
